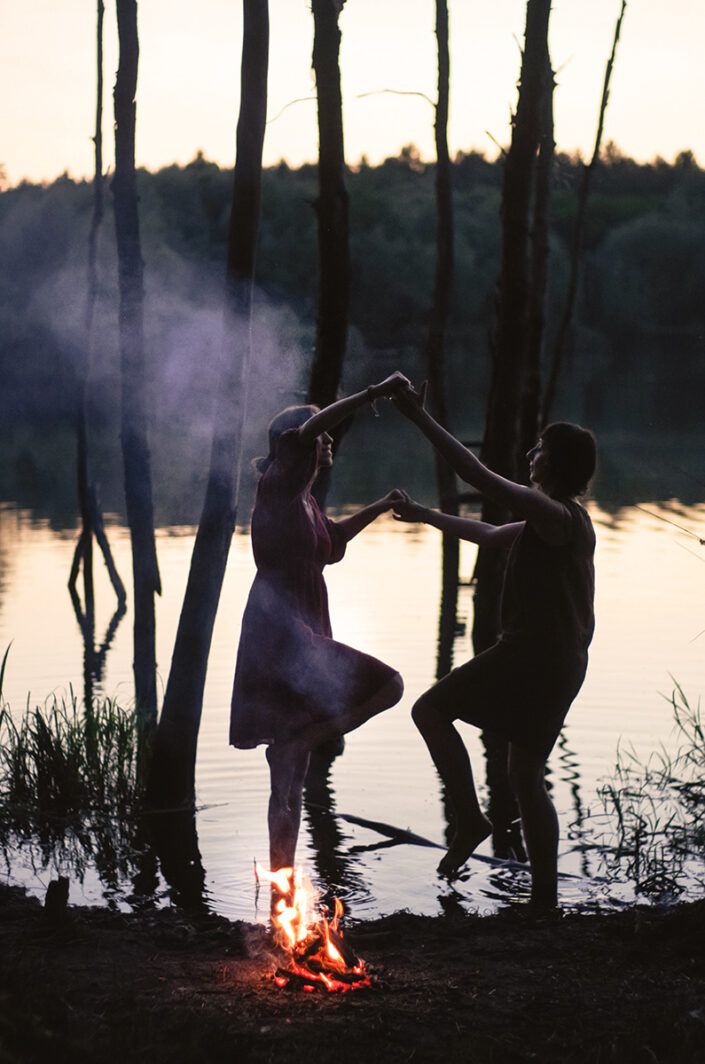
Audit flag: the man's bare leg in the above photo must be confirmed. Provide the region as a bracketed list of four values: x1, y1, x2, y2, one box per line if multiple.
[508, 742, 558, 908]
[412, 695, 492, 877]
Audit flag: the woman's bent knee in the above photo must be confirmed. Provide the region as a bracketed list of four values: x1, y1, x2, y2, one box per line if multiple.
[389, 671, 404, 705]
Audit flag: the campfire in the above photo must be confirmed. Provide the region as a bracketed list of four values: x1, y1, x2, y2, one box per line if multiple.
[256, 865, 370, 992]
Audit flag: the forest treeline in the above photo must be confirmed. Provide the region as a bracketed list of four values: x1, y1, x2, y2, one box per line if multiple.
[2, 143, 704, 516]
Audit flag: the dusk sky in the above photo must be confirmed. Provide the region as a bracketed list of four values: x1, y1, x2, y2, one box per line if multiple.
[2, 0, 703, 188]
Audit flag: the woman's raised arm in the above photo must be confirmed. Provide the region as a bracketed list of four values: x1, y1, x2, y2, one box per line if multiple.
[297, 372, 410, 447]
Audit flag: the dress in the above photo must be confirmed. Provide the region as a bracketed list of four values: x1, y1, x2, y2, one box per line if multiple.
[229, 428, 397, 748]
[428, 499, 595, 758]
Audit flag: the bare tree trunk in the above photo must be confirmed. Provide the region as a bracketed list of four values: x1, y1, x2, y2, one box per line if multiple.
[72, 0, 105, 635]
[473, 0, 552, 655]
[308, 0, 349, 413]
[146, 0, 269, 809]
[70, 0, 127, 711]
[518, 42, 554, 461]
[542, 0, 627, 423]
[306, 0, 350, 511]
[426, 0, 459, 681]
[113, 0, 161, 727]
[472, 0, 552, 860]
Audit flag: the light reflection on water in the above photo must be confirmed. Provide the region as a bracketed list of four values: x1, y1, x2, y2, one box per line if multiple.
[1, 499, 704, 919]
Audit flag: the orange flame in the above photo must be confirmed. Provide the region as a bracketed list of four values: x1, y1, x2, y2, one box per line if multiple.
[256, 864, 370, 993]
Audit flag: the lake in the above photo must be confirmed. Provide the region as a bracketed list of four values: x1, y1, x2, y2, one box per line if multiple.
[1, 470, 704, 921]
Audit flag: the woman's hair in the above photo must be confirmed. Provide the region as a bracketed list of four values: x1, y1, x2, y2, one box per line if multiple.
[252, 404, 319, 475]
[541, 421, 597, 497]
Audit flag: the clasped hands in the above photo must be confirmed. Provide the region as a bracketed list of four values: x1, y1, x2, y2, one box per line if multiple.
[369, 372, 427, 523]
[370, 372, 427, 416]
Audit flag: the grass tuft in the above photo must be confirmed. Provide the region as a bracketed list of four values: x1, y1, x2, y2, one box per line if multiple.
[598, 681, 705, 897]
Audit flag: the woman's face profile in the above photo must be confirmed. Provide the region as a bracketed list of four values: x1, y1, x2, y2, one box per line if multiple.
[316, 431, 334, 468]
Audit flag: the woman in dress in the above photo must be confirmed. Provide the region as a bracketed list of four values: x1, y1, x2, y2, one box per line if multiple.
[392, 383, 596, 908]
[230, 373, 407, 871]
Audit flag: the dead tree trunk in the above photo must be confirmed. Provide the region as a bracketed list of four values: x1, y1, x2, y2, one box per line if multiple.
[113, 0, 161, 728]
[472, 0, 552, 860]
[70, 0, 127, 711]
[426, 0, 459, 681]
[542, 0, 627, 423]
[473, 0, 552, 654]
[308, 0, 349, 412]
[307, 0, 350, 509]
[518, 43, 554, 461]
[146, 0, 269, 809]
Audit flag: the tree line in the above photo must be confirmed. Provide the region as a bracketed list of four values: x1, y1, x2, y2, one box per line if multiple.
[2, 143, 704, 434]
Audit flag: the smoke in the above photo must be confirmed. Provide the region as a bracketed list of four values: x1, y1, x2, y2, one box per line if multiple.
[17, 222, 315, 521]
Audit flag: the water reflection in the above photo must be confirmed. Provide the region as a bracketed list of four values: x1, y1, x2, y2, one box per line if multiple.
[2, 496, 705, 918]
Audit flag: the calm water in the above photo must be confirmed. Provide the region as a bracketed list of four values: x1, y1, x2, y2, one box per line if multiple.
[1, 497, 704, 919]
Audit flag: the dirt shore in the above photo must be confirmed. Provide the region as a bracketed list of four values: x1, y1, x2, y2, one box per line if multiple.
[1, 882, 704, 1063]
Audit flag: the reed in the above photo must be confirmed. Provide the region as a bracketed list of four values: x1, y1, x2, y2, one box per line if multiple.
[0, 690, 141, 816]
[598, 680, 705, 896]
[0, 674, 146, 892]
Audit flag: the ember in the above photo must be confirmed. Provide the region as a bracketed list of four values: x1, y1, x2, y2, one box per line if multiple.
[256, 865, 370, 993]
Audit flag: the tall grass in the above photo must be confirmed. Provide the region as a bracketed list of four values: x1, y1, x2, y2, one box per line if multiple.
[598, 680, 705, 897]
[0, 679, 147, 893]
[0, 691, 140, 815]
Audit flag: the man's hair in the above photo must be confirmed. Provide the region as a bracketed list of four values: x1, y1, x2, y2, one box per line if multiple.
[541, 421, 597, 497]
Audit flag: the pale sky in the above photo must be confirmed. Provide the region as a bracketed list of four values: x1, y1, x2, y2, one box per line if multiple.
[2, 1, 703, 188]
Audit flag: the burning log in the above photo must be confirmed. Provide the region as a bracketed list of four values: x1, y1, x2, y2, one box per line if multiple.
[256, 865, 371, 993]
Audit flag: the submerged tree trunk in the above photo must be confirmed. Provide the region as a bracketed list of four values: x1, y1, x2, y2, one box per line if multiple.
[426, 0, 459, 681]
[146, 0, 269, 809]
[113, 0, 161, 727]
[70, 0, 127, 669]
[472, 0, 552, 859]
[542, 0, 627, 424]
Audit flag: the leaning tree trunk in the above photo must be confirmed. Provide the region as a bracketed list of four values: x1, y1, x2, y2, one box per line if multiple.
[146, 0, 269, 810]
[426, 0, 459, 682]
[472, 0, 552, 860]
[113, 0, 161, 727]
[307, 0, 350, 508]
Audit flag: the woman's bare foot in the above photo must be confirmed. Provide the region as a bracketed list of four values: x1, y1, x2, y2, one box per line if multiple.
[437, 816, 493, 878]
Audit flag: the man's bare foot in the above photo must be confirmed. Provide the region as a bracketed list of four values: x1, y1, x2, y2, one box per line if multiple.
[437, 816, 493, 878]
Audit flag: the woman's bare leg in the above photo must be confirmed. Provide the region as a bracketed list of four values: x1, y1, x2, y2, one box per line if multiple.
[266, 743, 310, 871]
[412, 693, 492, 877]
[508, 742, 558, 908]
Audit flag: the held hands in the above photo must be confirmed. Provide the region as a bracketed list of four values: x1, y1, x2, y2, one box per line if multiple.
[368, 371, 411, 402]
[393, 379, 428, 421]
[380, 488, 407, 512]
[391, 489, 427, 524]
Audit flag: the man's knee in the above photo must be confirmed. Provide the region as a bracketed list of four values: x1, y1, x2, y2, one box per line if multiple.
[411, 692, 439, 733]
